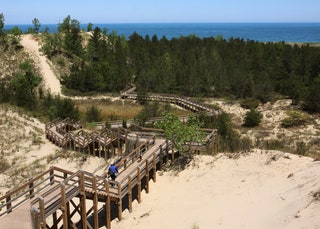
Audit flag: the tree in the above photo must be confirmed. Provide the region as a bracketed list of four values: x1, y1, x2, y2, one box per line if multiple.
[0, 13, 5, 39]
[303, 77, 320, 113]
[10, 61, 41, 109]
[243, 108, 263, 127]
[32, 18, 41, 33]
[156, 113, 205, 152]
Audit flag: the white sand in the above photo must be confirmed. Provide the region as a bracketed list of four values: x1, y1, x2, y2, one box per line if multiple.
[20, 34, 62, 95]
[113, 152, 320, 229]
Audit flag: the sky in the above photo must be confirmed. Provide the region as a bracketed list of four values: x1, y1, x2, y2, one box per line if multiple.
[1, 0, 320, 24]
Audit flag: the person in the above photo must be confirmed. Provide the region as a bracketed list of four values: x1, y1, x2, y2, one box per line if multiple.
[108, 163, 118, 181]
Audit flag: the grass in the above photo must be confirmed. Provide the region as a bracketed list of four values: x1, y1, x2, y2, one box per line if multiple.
[76, 99, 190, 122]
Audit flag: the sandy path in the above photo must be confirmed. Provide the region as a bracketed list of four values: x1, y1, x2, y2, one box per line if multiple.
[20, 34, 62, 95]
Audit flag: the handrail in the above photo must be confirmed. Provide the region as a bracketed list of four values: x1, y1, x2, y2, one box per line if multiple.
[0, 167, 73, 217]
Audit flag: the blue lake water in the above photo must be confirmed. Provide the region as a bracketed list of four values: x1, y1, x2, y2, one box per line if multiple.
[4, 23, 320, 42]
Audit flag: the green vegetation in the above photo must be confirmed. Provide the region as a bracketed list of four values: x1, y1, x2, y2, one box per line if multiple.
[281, 110, 310, 128]
[243, 109, 263, 127]
[156, 113, 206, 152]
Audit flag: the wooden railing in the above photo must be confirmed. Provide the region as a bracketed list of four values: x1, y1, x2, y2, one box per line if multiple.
[0, 167, 73, 217]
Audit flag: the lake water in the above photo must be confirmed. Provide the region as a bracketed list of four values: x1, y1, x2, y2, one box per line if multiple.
[4, 23, 320, 42]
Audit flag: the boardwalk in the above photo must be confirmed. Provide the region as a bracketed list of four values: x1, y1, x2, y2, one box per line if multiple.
[0, 89, 218, 229]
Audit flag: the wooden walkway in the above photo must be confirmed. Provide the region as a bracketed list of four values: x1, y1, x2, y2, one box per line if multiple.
[0, 134, 174, 229]
[0, 88, 218, 229]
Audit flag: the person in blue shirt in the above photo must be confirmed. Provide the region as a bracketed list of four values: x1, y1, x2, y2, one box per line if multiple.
[108, 163, 118, 181]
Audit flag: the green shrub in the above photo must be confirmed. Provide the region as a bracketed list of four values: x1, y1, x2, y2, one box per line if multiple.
[243, 109, 262, 127]
[281, 110, 310, 128]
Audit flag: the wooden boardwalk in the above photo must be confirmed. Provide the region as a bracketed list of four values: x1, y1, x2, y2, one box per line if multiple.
[0, 88, 218, 229]
[0, 134, 174, 229]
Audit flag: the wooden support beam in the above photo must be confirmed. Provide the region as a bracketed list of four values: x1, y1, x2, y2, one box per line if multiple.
[60, 182, 69, 229]
[117, 127, 121, 155]
[104, 179, 111, 229]
[117, 183, 122, 221]
[93, 175, 98, 229]
[137, 167, 141, 203]
[52, 212, 58, 229]
[128, 176, 132, 212]
[79, 172, 87, 229]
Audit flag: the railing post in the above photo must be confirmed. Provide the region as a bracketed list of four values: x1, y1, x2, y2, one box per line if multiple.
[5, 191, 11, 213]
[39, 197, 46, 229]
[159, 145, 163, 170]
[104, 179, 111, 229]
[29, 178, 34, 199]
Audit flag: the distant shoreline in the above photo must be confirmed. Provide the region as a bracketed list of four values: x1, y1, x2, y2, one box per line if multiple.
[4, 22, 320, 42]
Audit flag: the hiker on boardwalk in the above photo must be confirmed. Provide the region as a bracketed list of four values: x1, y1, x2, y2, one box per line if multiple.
[108, 163, 119, 181]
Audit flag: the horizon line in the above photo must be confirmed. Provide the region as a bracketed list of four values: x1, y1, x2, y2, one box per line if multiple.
[4, 21, 320, 26]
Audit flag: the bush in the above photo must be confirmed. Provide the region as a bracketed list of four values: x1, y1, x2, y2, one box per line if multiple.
[243, 109, 262, 127]
[281, 110, 310, 128]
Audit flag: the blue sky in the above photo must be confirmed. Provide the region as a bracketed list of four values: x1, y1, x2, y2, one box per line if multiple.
[1, 0, 320, 24]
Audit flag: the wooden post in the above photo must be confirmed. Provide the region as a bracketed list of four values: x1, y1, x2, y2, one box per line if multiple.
[52, 212, 58, 229]
[137, 167, 141, 203]
[49, 168, 54, 184]
[117, 127, 121, 155]
[98, 136, 101, 158]
[29, 178, 34, 198]
[60, 182, 69, 229]
[128, 176, 132, 212]
[153, 153, 157, 182]
[104, 179, 111, 229]
[125, 129, 128, 153]
[39, 197, 46, 229]
[117, 183, 122, 221]
[145, 160, 149, 193]
[79, 172, 87, 229]
[93, 175, 98, 229]
[6, 192, 11, 213]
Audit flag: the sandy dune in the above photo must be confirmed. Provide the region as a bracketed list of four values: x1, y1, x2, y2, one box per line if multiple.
[112, 152, 320, 229]
[20, 34, 62, 95]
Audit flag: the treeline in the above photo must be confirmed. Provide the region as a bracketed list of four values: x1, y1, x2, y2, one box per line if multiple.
[38, 16, 320, 112]
[129, 34, 320, 111]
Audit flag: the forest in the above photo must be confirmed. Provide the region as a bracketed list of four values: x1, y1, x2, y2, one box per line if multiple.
[44, 16, 320, 113]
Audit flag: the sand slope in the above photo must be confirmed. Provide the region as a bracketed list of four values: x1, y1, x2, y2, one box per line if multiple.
[113, 152, 320, 229]
[20, 34, 62, 95]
